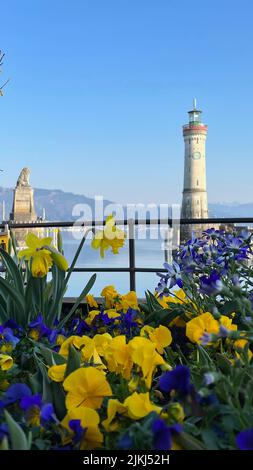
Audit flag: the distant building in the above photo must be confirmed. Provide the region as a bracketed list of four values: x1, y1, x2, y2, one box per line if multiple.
[181, 100, 209, 241]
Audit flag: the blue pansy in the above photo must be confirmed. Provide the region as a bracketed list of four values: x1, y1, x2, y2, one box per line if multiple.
[236, 429, 253, 450]
[159, 365, 191, 395]
[3, 383, 32, 405]
[69, 419, 87, 445]
[29, 314, 52, 339]
[152, 418, 182, 450]
[118, 432, 133, 450]
[20, 394, 42, 410]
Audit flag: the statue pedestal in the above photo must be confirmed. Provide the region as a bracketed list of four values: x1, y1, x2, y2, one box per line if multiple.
[10, 182, 38, 246]
[10, 186, 37, 222]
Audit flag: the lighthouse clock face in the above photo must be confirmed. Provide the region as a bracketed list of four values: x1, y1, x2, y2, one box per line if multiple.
[192, 151, 201, 160]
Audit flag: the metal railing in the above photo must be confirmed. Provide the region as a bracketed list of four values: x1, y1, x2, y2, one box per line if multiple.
[1, 217, 253, 291]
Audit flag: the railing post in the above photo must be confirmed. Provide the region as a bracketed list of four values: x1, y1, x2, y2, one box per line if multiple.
[128, 218, 136, 292]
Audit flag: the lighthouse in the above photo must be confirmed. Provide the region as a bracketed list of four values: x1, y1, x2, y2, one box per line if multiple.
[181, 99, 208, 240]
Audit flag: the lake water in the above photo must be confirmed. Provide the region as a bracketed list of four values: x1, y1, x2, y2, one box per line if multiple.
[61, 230, 167, 297]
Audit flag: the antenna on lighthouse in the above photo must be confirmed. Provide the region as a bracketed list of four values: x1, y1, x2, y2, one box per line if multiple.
[193, 98, 197, 109]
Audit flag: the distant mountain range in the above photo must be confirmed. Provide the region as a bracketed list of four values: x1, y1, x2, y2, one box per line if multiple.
[0, 186, 252, 221]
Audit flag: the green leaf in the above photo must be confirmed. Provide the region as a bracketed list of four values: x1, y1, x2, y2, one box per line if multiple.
[0, 248, 24, 295]
[64, 230, 90, 285]
[4, 410, 30, 450]
[58, 274, 96, 329]
[34, 356, 53, 404]
[65, 345, 81, 378]
[36, 343, 67, 366]
[51, 382, 67, 420]
[176, 431, 205, 450]
[0, 276, 25, 324]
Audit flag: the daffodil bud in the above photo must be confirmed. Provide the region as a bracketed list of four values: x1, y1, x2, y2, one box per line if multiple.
[0, 354, 13, 371]
[45, 246, 69, 271]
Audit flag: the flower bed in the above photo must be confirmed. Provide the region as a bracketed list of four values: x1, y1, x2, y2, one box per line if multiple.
[0, 222, 253, 451]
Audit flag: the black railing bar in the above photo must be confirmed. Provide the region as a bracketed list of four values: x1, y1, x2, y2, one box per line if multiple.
[1, 217, 253, 230]
[0, 267, 168, 274]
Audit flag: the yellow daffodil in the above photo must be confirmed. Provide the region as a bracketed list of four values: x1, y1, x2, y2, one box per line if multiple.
[18, 233, 68, 277]
[124, 392, 161, 420]
[18, 233, 53, 277]
[62, 407, 103, 449]
[102, 399, 128, 432]
[48, 364, 67, 382]
[0, 354, 13, 371]
[91, 215, 126, 258]
[86, 294, 98, 308]
[128, 337, 165, 389]
[186, 312, 219, 344]
[141, 325, 172, 354]
[63, 367, 112, 410]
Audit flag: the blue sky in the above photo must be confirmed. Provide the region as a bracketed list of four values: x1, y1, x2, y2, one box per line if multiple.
[0, 0, 252, 204]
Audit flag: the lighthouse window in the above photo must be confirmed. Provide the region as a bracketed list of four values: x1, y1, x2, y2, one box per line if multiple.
[197, 179, 199, 186]
[197, 138, 199, 144]
[197, 200, 199, 205]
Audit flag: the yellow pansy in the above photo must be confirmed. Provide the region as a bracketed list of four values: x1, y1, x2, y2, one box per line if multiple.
[85, 310, 100, 326]
[128, 337, 165, 389]
[124, 392, 161, 420]
[104, 309, 121, 320]
[234, 338, 253, 361]
[86, 294, 98, 308]
[102, 399, 127, 432]
[186, 312, 219, 344]
[0, 379, 10, 391]
[101, 285, 118, 308]
[59, 336, 81, 357]
[0, 343, 13, 354]
[56, 334, 66, 346]
[220, 315, 237, 332]
[0, 354, 13, 371]
[147, 325, 172, 354]
[63, 367, 112, 410]
[117, 291, 139, 312]
[103, 335, 133, 380]
[48, 364, 67, 382]
[29, 329, 40, 341]
[62, 407, 103, 449]
[158, 289, 186, 308]
[93, 333, 112, 356]
[128, 376, 140, 393]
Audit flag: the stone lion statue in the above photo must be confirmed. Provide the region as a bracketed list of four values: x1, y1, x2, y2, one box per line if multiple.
[17, 167, 30, 187]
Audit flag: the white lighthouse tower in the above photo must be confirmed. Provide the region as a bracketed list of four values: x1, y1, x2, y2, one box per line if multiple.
[181, 99, 208, 240]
